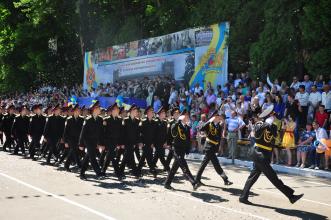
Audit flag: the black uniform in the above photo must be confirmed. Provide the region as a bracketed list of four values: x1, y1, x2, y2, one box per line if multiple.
[56, 115, 69, 164]
[240, 121, 296, 202]
[12, 115, 30, 155]
[79, 116, 104, 177]
[165, 118, 176, 167]
[43, 115, 65, 164]
[2, 113, 15, 151]
[137, 118, 157, 176]
[153, 117, 170, 171]
[101, 115, 123, 176]
[63, 116, 84, 170]
[195, 121, 230, 184]
[28, 114, 46, 159]
[164, 121, 196, 187]
[120, 116, 140, 177]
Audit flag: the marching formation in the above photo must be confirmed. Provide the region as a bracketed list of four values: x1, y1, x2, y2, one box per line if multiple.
[0, 101, 304, 204]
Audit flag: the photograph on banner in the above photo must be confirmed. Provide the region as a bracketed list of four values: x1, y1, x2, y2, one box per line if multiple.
[84, 22, 229, 91]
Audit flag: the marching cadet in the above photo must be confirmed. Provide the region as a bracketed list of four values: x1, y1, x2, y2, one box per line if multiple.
[55, 106, 70, 164]
[153, 106, 170, 172]
[2, 104, 16, 152]
[43, 104, 65, 165]
[12, 105, 30, 156]
[165, 107, 180, 168]
[63, 104, 84, 172]
[195, 111, 233, 188]
[239, 105, 304, 204]
[137, 106, 157, 178]
[115, 107, 126, 166]
[101, 103, 122, 179]
[79, 101, 105, 180]
[38, 105, 52, 159]
[134, 109, 142, 162]
[164, 109, 197, 190]
[119, 104, 140, 178]
[28, 104, 46, 160]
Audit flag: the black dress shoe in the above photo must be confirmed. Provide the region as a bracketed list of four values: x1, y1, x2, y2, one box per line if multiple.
[65, 168, 71, 172]
[96, 174, 106, 180]
[239, 197, 252, 205]
[289, 194, 304, 204]
[224, 180, 233, 186]
[164, 184, 175, 190]
[80, 174, 87, 180]
[193, 182, 202, 191]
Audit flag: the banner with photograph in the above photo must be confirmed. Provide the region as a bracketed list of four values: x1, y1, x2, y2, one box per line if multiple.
[84, 22, 229, 90]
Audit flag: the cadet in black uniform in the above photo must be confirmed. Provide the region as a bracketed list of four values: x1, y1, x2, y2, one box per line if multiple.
[79, 101, 105, 180]
[153, 106, 170, 172]
[101, 103, 122, 179]
[165, 107, 180, 168]
[164, 109, 197, 190]
[43, 104, 65, 165]
[55, 106, 70, 165]
[2, 104, 16, 152]
[119, 104, 140, 178]
[239, 105, 304, 204]
[137, 106, 157, 177]
[28, 104, 46, 160]
[12, 105, 30, 155]
[63, 104, 84, 172]
[38, 106, 52, 160]
[195, 111, 232, 188]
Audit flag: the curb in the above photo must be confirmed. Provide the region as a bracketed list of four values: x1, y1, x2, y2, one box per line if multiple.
[186, 153, 331, 179]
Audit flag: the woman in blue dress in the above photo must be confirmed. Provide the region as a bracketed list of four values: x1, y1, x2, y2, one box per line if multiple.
[296, 123, 315, 168]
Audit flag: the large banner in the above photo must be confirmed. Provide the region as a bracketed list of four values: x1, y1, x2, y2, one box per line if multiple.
[84, 22, 229, 90]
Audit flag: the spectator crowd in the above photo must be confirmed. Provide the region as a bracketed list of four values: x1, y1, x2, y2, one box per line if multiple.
[1, 73, 331, 171]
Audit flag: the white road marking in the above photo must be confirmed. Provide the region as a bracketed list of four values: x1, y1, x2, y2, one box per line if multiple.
[167, 191, 270, 220]
[0, 171, 116, 220]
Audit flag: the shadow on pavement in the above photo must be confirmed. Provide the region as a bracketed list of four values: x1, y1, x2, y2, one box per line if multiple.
[204, 184, 259, 197]
[174, 188, 229, 203]
[247, 202, 328, 220]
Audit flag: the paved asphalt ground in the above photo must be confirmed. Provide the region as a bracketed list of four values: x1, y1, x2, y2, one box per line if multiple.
[0, 152, 330, 220]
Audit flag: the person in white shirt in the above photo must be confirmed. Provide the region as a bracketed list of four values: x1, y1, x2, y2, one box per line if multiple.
[321, 84, 331, 112]
[300, 74, 314, 93]
[267, 74, 281, 91]
[193, 83, 203, 95]
[256, 87, 266, 107]
[309, 85, 322, 107]
[308, 85, 322, 121]
[309, 121, 330, 170]
[168, 87, 178, 106]
[290, 76, 300, 91]
[295, 85, 309, 128]
[221, 97, 235, 118]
